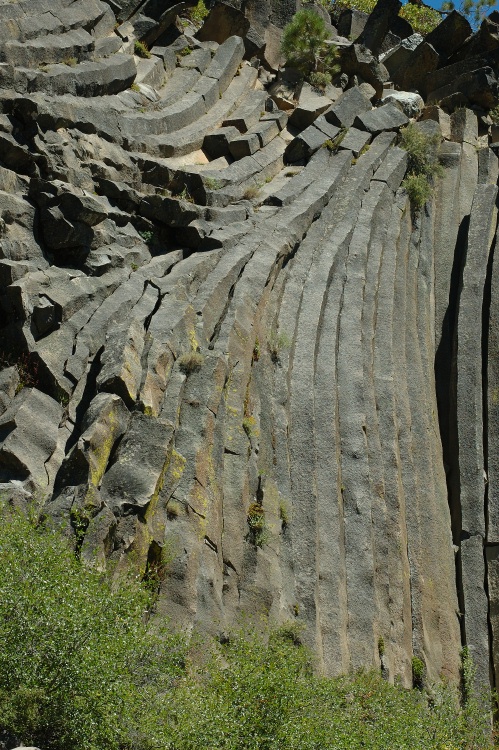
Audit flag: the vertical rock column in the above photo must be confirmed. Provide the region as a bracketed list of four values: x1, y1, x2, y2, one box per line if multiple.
[487, 201, 499, 690]
[456, 183, 498, 690]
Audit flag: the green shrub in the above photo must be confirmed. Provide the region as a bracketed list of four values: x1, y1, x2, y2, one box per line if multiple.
[168, 628, 494, 750]
[0, 509, 185, 750]
[281, 10, 339, 82]
[309, 70, 332, 90]
[189, 0, 209, 23]
[400, 124, 442, 210]
[247, 502, 268, 547]
[402, 173, 433, 208]
[134, 40, 151, 59]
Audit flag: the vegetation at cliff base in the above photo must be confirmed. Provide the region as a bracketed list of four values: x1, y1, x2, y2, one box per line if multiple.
[0, 509, 494, 750]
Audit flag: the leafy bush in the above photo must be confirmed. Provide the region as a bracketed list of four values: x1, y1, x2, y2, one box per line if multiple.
[281, 10, 339, 82]
[0, 509, 185, 750]
[330, 0, 441, 36]
[188, 0, 209, 23]
[0, 510, 494, 750]
[400, 123, 442, 210]
[167, 628, 494, 750]
[402, 173, 433, 208]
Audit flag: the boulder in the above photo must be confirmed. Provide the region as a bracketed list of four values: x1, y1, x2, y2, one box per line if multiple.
[337, 8, 369, 39]
[340, 43, 389, 98]
[424, 10, 471, 59]
[196, 2, 265, 59]
[382, 90, 424, 117]
[289, 84, 332, 130]
[428, 66, 499, 110]
[325, 85, 372, 128]
[353, 102, 408, 134]
[397, 41, 440, 93]
[0, 388, 63, 485]
[355, 0, 402, 55]
[381, 33, 423, 78]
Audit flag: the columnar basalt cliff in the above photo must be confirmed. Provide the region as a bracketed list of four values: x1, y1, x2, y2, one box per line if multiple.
[1, 0, 499, 695]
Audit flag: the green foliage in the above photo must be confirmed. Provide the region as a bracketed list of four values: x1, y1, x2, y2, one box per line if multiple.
[0, 509, 186, 750]
[309, 70, 332, 89]
[167, 628, 494, 750]
[188, 0, 209, 23]
[330, 0, 440, 36]
[411, 656, 425, 689]
[399, 3, 441, 35]
[400, 123, 442, 210]
[324, 128, 347, 151]
[402, 173, 433, 208]
[247, 502, 268, 547]
[139, 229, 154, 244]
[268, 330, 291, 362]
[242, 415, 258, 438]
[204, 176, 224, 190]
[1, 511, 494, 750]
[281, 10, 339, 81]
[134, 40, 151, 58]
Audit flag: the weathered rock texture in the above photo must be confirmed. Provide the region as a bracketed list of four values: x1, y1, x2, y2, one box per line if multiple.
[1, 0, 499, 695]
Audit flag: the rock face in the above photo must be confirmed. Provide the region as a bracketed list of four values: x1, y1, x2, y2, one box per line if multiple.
[2, 0, 499, 697]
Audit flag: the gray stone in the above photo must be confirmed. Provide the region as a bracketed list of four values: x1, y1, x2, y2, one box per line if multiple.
[288, 84, 332, 130]
[325, 85, 372, 128]
[204, 125, 241, 158]
[100, 412, 174, 511]
[284, 125, 329, 162]
[381, 90, 423, 117]
[450, 107, 478, 144]
[424, 10, 471, 59]
[338, 127, 370, 156]
[355, 0, 402, 55]
[381, 32, 423, 78]
[0, 388, 63, 485]
[340, 43, 389, 98]
[222, 89, 267, 132]
[353, 103, 408, 134]
[428, 66, 499, 110]
[397, 41, 439, 93]
[229, 131, 261, 158]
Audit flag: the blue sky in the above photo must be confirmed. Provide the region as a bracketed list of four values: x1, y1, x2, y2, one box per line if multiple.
[412, 0, 499, 14]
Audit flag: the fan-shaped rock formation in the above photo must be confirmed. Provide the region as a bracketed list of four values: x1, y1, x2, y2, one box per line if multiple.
[2, 0, 499, 695]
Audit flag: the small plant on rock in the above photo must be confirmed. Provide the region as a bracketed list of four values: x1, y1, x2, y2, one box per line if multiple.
[189, 0, 209, 23]
[400, 123, 442, 211]
[411, 656, 425, 690]
[204, 177, 224, 191]
[134, 40, 151, 59]
[178, 350, 204, 375]
[268, 330, 291, 363]
[247, 501, 268, 547]
[62, 57, 77, 67]
[281, 10, 339, 85]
